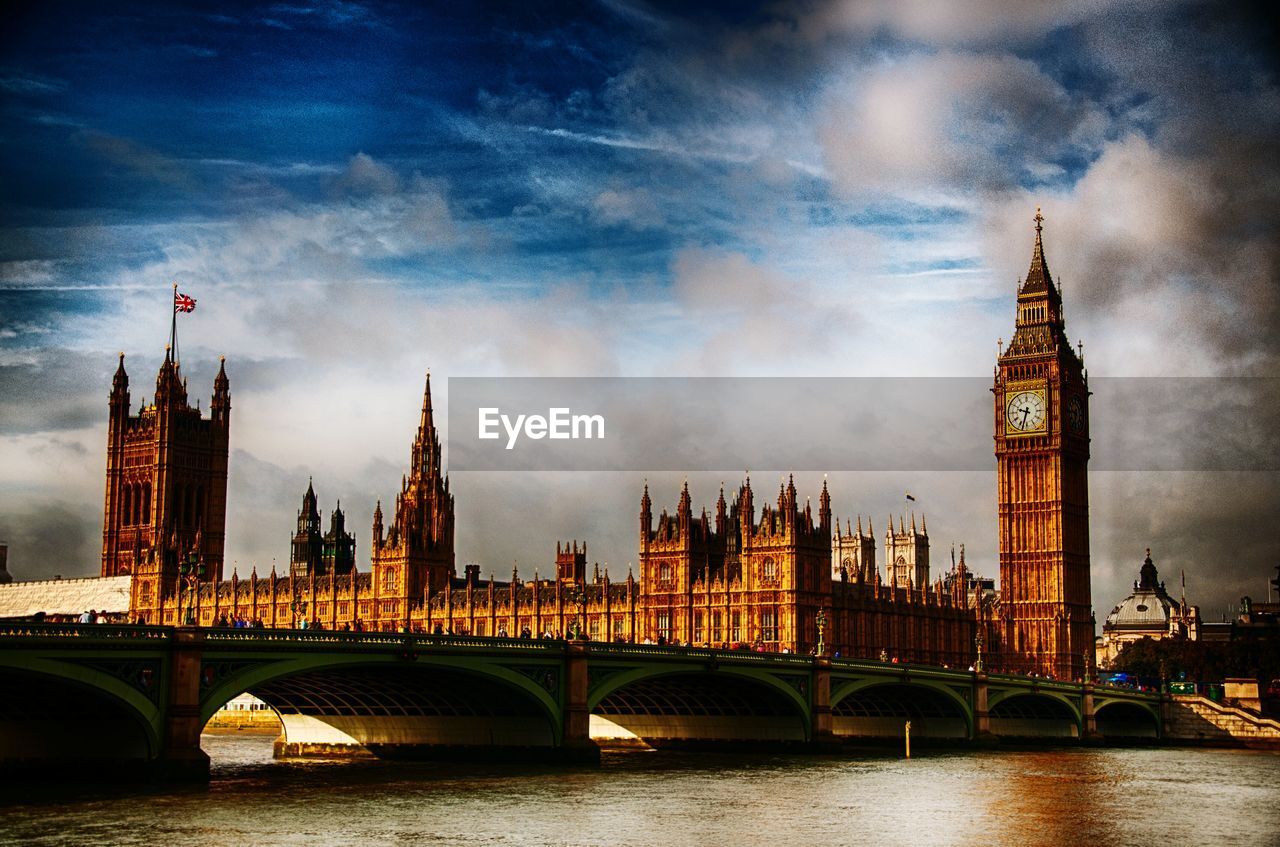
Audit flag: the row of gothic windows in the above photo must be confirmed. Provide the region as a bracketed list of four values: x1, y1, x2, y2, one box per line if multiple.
[691, 609, 761, 643]
[121, 482, 152, 526]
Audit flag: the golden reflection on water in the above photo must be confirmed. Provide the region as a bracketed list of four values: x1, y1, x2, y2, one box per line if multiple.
[0, 735, 1277, 847]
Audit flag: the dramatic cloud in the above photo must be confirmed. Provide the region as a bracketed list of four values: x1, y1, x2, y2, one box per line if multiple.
[819, 51, 1106, 196]
[0, 1, 1276, 621]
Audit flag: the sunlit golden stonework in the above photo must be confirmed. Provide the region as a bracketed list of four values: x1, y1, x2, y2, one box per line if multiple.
[994, 209, 1093, 680]
[111, 213, 1087, 677]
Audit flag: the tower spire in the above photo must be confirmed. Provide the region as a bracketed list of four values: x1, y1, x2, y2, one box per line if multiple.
[410, 370, 440, 481]
[1021, 206, 1058, 298]
[419, 369, 434, 435]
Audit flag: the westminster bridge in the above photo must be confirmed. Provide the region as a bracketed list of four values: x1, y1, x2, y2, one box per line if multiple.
[0, 623, 1164, 780]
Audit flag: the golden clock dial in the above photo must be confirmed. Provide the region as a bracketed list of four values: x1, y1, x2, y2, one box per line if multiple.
[1006, 390, 1046, 432]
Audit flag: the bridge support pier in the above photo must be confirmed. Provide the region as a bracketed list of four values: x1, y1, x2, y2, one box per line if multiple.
[157, 628, 211, 781]
[562, 642, 602, 763]
[811, 658, 837, 751]
[1081, 683, 1102, 744]
[972, 673, 997, 746]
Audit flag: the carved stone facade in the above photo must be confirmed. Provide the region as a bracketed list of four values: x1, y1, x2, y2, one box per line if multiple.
[994, 210, 1093, 680]
[101, 348, 230, 619]
[130, 374, 641, 636]
[639, 479, 987, 665]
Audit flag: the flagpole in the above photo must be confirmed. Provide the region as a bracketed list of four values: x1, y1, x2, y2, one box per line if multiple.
[170, 282, 178, 365]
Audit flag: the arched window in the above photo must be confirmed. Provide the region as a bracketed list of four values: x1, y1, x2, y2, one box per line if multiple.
[761, 609, 778, 642]
[760, 557, 778, 582]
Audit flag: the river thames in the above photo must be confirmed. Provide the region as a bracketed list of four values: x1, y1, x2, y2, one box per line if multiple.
[2, 734, 1277, 847]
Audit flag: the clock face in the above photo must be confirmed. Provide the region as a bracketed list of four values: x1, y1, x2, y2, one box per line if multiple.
[1066, 396, 1085, 434]
[1006, 390, 1046, 433]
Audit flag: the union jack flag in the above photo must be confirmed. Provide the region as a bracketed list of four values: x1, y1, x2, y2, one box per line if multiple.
[174, 292, 196, 313]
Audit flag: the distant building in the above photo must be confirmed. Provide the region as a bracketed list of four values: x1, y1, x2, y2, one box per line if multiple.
[832, 516, 876, 582]
[941, 545, 997, 605]
[1096, 549, 1200, 669]
[289, 479, 355, 579]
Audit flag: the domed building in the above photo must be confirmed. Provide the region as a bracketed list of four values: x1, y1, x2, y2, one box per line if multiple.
[1096, 549, 1201, 669]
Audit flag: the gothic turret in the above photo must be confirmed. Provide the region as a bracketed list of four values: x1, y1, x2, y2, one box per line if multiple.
[211, 356, 230, 424]
[291, 478, 322, 579]
[640, 481, 652, 540]
[111, 352, 130, 408]
[370, 370, 456, 617]
[154, 345, 187, 407]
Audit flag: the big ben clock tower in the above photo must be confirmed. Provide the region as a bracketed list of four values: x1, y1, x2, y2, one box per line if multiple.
[994, 209, 1092, 680]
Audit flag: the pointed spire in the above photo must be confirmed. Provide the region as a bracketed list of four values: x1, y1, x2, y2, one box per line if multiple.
[1021, 206, 1058, 297]
[419, 369, 434, 430]
[214, 355, 229, 392]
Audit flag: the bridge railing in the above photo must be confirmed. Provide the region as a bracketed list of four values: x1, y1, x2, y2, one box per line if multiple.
[585, 641, 817, 666]
[0, 621, 172, 641]
[199, 628, 572, 653]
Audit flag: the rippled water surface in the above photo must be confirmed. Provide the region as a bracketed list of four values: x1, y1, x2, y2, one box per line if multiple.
[2, 733, 1278, 847]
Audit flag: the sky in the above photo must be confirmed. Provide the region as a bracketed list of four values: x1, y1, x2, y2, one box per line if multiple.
[1, 0, 1278, 622]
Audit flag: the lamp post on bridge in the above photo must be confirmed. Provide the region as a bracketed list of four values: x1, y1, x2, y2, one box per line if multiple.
[563, 584, 586, 640]
[815, 607, 828, 657]
[290, 577, 306, 630]
[974, 627, 985, 674]
[178, 550, 204, 627]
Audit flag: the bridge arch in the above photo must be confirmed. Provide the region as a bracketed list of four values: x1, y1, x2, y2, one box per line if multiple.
[201, 654, 564, 757]
[1094, 699, 1161, 739]
[0, 658, 161, 771]
[987, 691, 1081, 739]
[830, 678, 973, 740]
[587, 666, 812, 746]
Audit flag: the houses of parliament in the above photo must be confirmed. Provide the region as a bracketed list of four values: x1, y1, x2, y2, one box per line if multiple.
[101, 211, 1093, 680]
